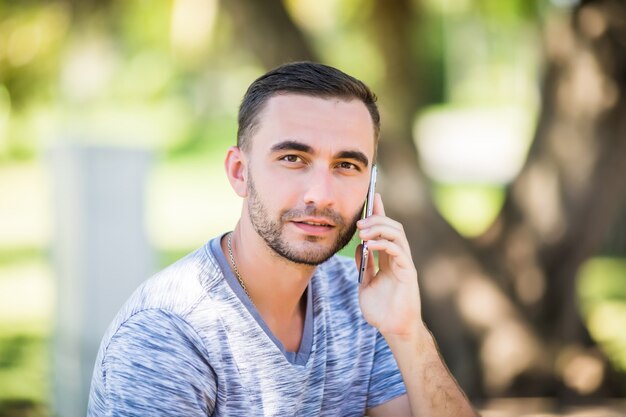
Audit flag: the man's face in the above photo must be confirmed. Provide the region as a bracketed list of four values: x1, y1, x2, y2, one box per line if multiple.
[243, 93, 376, 265]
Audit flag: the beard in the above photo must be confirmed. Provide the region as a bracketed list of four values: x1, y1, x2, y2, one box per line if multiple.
[247, 176, 362, 266]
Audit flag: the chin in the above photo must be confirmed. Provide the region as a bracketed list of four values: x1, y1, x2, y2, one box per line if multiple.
[280, 240, 339, 266]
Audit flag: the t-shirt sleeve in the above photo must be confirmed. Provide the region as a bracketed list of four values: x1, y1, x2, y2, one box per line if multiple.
[366, 330, 407, 409]
[92, 309, 217, 416]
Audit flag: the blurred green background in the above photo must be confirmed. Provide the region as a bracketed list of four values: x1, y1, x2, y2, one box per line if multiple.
[1, 0, 625, 415]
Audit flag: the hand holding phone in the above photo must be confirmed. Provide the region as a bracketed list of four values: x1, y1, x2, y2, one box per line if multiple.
[358, 165, 377, 283]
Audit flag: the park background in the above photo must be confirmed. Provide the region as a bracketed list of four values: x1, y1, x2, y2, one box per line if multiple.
[1, 0, 626, 415]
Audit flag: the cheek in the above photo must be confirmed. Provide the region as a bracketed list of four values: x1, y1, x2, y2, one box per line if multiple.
[353, 178, 370, 201]
[253, 175, 298, 212]
[340, 182, 368, 216]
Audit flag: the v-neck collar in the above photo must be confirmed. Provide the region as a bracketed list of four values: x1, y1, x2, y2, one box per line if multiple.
[209, 234, 314, 366]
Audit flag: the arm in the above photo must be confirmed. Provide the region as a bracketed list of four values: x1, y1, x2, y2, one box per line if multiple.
[359, 194, 478, 417]
[368, 327, 477, 417]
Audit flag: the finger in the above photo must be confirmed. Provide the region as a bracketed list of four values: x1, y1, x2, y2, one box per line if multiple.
[358, 214, 403, 231]
[359, 218, 412, 259]
[377, 244, 390, 272]
[372, 193, 385, 216]
[359, 223, 411, 253]
[366, 239, 412, 271]
[357, 213, 403, 233]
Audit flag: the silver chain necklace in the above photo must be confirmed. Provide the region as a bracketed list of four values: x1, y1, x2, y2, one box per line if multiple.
[227, 232, 253, 302]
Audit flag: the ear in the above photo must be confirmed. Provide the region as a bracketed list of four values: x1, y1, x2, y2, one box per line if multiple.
[224, 146, 248, 198]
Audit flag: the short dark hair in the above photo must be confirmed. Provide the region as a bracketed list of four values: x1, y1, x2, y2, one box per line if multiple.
[237, 62, 380, 152]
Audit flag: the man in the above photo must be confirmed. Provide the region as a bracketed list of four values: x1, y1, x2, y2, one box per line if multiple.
[88, 62, 477, 416]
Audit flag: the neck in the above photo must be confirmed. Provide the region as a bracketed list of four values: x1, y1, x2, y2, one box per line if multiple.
[221, 219, 315, 324]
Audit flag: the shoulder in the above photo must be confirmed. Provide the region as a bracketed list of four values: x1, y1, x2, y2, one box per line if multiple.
[89, 241, 226, 407]
[95, 239, 226, 364]
[115, 241, 223, 321]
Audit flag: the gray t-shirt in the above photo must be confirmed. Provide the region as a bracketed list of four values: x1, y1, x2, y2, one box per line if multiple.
[87, 234, 406, 416]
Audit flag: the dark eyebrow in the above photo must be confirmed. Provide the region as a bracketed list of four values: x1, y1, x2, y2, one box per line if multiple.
[270, 140, 369, 168]
[270, 140, 313, 154]
[336, 150, 369, 168]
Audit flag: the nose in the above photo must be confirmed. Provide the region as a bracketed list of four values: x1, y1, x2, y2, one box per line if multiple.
[302, 167, 335, 208]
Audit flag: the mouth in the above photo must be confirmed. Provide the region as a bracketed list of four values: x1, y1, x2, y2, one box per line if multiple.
[291, 218, 336, 235]
[292, 218, 336, 227]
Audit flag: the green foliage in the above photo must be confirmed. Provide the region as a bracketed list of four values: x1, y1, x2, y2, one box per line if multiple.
[431, 183, 506, 237]
[114, 0, 173, 51]
[0, 3, 69, 108]
[0, 331, 49, 408]
[578, 258, 626, 372]
[0, 3, 70, 161]
[578, 258, 626, 311]
[0, 248, 45, 267]
[167, 115, 237, 160]
[0, 0, 545, 163]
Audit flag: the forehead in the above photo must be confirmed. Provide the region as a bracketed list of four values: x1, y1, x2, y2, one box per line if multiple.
[251, 93, 376, 157]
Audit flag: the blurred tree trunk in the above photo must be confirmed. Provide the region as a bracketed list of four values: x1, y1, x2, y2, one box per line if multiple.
[220, 0, 626, 400]
[474, 0, 626, 398]
[368, 0, 486, 397]
[219, 0, 316, 68]
[375, 0, 626, 400]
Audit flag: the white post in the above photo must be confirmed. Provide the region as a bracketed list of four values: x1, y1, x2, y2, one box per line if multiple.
[49, 144, 154, 417]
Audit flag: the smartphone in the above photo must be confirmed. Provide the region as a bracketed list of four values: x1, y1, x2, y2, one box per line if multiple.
[358, 165, 377, 283]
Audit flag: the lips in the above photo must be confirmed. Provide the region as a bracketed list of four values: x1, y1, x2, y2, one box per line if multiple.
[292, 218, 335, 227]
[291, 218, 336, 235]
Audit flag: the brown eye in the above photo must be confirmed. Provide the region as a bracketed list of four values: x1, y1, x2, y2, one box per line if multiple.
[338, 161, 357, 170]
[281, 155, 302, 163]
